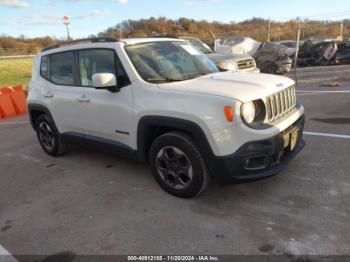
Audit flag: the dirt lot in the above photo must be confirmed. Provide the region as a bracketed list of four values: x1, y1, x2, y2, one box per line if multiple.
[0, 66, 350, 260]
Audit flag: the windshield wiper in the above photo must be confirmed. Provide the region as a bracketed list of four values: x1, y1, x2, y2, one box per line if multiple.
[146, 77, 183, 83]
[186, 72, 209, 80]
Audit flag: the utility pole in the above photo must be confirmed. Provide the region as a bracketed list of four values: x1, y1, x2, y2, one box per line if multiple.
[340, 21, 344, 40]
[278, 27, 281, 42]
[116, 23, 122, 39]
[63, 16, 71, 40]
[267, 18, 271, 42]
[294, 18, 301, 86]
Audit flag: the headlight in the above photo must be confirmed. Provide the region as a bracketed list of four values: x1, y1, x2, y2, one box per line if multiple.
[241, 101, 256, 124]
[218, 62, 237, 71]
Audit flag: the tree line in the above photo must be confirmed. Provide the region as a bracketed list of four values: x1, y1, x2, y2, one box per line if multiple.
[1, 17, 348, 55]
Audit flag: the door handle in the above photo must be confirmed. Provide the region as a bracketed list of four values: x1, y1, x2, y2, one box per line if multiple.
[78, 95, 90, 103]
[43, 91, 54, 98]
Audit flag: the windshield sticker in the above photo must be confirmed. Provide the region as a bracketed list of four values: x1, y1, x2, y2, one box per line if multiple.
[181, 44, 201, 55]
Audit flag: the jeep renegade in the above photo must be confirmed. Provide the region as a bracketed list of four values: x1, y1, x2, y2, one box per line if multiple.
[28, 37, 305, 198]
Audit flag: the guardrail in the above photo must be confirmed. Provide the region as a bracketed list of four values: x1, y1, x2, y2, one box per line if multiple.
[0, 55, 36, 60]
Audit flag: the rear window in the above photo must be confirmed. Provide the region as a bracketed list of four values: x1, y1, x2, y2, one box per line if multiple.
[50, 52, 75, 86]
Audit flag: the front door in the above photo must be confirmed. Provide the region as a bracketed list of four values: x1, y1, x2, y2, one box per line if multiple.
[74, 48, 134, 148]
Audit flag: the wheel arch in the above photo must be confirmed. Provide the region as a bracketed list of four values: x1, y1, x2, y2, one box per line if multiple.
[28, 103, 56, 131]
[136, 116, 215, 164]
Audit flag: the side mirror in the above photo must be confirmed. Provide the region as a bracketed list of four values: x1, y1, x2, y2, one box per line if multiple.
[92, 73, 119, 93]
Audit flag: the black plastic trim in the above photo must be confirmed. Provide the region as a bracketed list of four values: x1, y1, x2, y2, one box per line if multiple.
[137, 116, 215, 164]
[27, 103, 56, 131]
[61, 132, 137, 160]
[210, 115, 305, 184]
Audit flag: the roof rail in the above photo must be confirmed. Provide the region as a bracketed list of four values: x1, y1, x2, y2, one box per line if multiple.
[41, 37, 119, 52]
[150, 35, 179, 39]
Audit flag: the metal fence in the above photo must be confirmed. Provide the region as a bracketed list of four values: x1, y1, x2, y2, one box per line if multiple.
[210, 19, 350, 89]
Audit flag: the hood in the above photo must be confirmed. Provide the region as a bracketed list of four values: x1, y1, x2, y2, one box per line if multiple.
[158, 71, 294, 103]
[217, 37, 261, 56]
[207, 53, 252, 63]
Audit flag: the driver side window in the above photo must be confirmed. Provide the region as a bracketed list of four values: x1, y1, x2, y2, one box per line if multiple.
[78, 49, 130, 87]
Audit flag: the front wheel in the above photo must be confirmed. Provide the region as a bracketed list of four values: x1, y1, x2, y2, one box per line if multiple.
[149, 132, 209, 198]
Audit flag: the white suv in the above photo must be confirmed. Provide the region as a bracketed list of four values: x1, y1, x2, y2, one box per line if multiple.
[28, 37, 305, 198]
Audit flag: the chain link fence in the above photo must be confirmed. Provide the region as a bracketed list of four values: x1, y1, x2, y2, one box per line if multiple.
[209, 20, 350, 89]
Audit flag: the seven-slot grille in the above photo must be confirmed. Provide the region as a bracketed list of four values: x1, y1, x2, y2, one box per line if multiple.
[237, 59, 255, 70]
[265, 86, 296, 122]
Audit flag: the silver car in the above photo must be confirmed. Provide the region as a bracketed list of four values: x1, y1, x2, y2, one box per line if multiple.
[180, 36, 260, 73]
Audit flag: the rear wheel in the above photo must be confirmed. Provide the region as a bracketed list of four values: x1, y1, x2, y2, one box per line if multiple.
[36, 114, 66, 156]
[149, 132, 209, 198]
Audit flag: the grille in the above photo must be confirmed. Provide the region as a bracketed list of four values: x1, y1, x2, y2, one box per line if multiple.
[265, 86, 296, 122]
[237, 59, 255, 70]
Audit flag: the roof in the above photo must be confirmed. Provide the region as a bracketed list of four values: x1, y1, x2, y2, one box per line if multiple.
[40, 37, 184, 54]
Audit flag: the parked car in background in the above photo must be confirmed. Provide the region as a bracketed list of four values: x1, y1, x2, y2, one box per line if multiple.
[254, 42, 293, 74]
[216, 37, 261, 56]
[298, 40, 350, 66]
[277, 40, 302, 57]
[335, 42, 350, 64]
[297, 40, 339, 66]
[216, 37, 292, 75]
[180, 36, 259, 73]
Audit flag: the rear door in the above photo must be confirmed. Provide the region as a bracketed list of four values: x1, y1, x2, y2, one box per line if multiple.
[42, 51, 84, 134]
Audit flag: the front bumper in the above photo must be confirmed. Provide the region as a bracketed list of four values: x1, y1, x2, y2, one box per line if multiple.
[277, 62, 292, 74]
[209, 115, 305, 184]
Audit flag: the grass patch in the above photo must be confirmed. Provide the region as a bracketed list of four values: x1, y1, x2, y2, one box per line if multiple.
[0, 58, 33, 89]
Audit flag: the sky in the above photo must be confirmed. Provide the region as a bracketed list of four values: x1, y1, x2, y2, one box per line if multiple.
[0, 0, 350, 39]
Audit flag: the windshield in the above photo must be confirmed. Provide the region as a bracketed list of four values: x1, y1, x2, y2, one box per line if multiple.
[259, 42, 287, 55]
[183, 37, 214, 54]
[125, 41, 219, 83]
[280, 42, 297, 48]
[223, 37, 245, 46]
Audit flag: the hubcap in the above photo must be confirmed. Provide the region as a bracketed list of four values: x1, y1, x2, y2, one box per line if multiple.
[38, 122, 55, 151]
[156, 146, 193, 190]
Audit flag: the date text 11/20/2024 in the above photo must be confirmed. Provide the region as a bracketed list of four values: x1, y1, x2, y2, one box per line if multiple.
[127, 255, 220, 261]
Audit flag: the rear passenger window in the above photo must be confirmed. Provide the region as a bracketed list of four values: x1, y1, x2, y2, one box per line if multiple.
[40, 56, 49, 80]
[50, 52, 74, 86]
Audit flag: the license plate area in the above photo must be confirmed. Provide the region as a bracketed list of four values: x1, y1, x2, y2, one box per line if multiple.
[282, 127, 299, 151]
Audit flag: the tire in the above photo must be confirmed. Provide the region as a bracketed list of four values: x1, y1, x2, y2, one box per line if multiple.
[35, 114, 66, 156]
[149, 131, 209, 198]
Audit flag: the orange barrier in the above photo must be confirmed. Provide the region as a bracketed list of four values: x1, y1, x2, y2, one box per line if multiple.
[0, 85, 27, 119]
[0, 87, 12, 94]
[0, 93, 17, 119]
[9, 86, 27, 115]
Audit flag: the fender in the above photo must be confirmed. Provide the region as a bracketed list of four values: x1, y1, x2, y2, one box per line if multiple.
[27, 103, 55, 131]
[137, 116, 216, 166]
